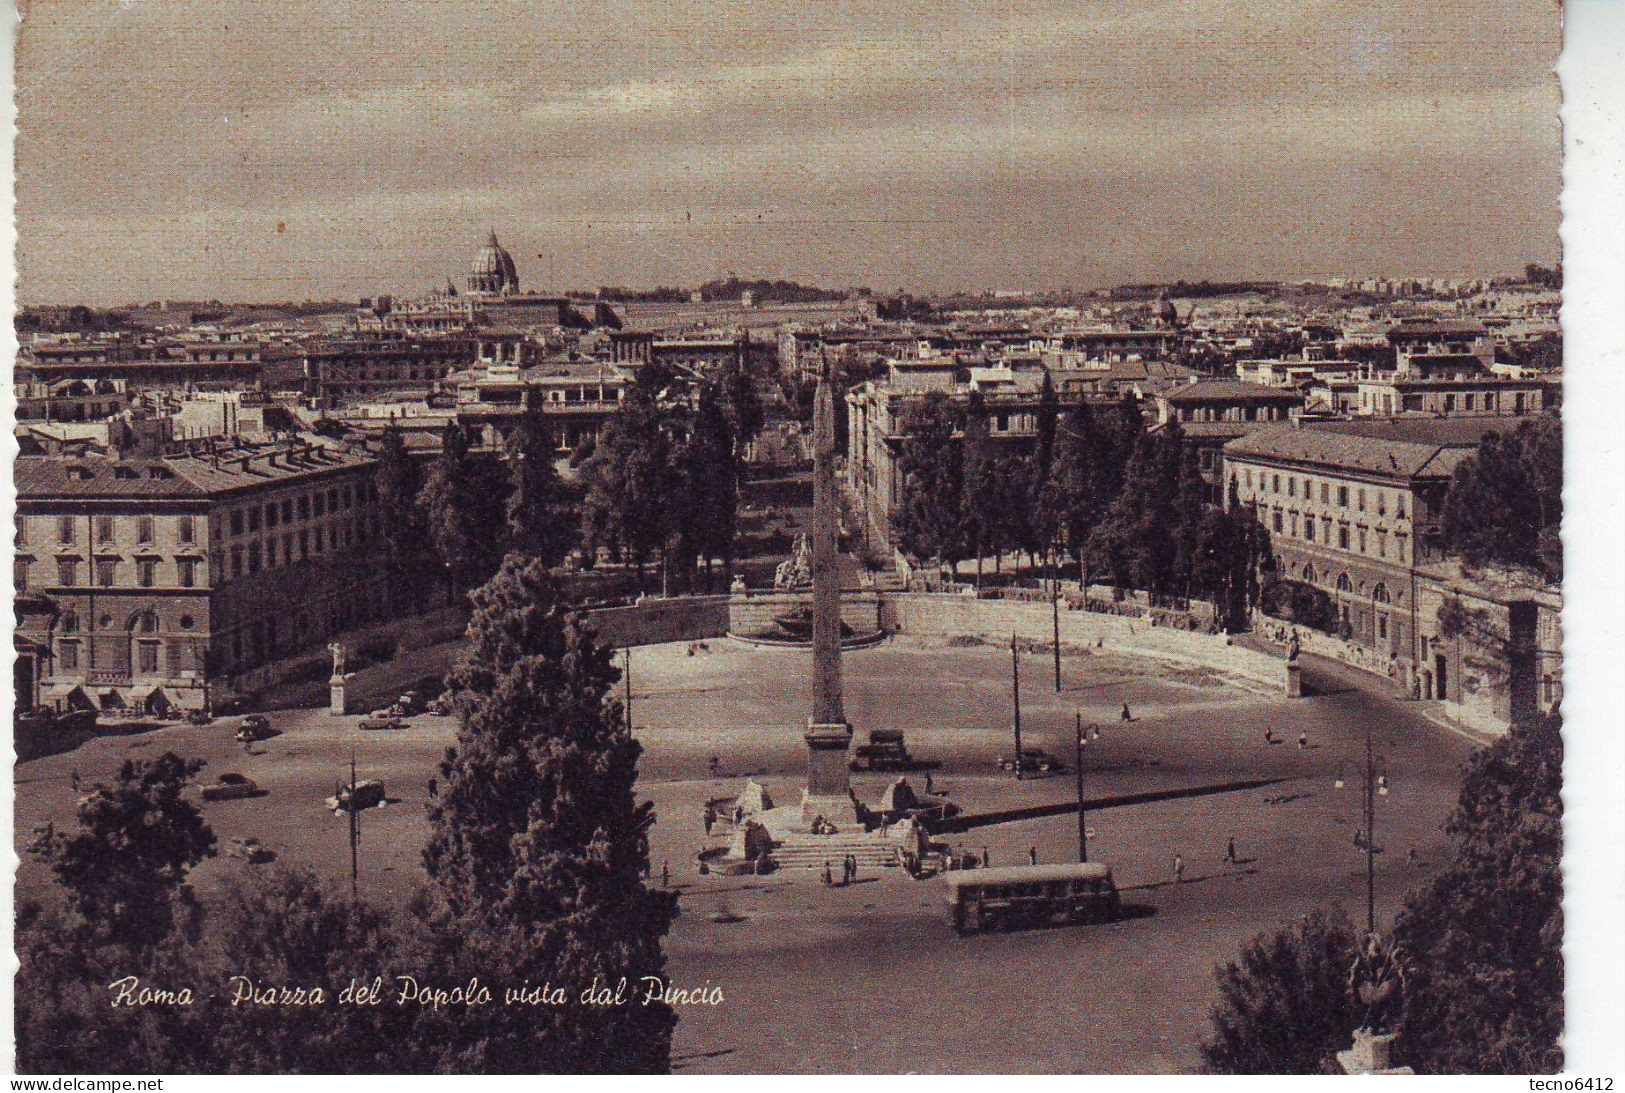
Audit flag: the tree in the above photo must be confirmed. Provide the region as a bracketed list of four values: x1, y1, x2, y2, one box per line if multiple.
[421, 422, 506, 593]
[893, 392, 968, 579]
[679, 383, 740, 589]
[374, 424, 430, 610]
[961, 389, 994, 585]
[580, 385, 680, 587]
[1440, 415, 1562, 582]
[1087, 425, 1181, 599]
[505, 398, 575, 568]
[31, 752, 216, 951]
[1392, 710, 1563, 1073]
[424, 555, 677, 1071]
[1201, 909, 1362, 1074]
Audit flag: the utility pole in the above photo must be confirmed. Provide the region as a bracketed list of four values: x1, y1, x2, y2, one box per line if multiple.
[1010, 633, 1023, 780]
[624, 647, 634, 732]
[1364, 722, 1377, 932]
[1051, 546, 1062, 693]
[348, 749, 360, 902]
[1075, 709, 1088, 863]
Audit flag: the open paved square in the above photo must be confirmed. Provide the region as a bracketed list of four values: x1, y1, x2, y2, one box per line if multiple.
[14, 636, 1472, 1073]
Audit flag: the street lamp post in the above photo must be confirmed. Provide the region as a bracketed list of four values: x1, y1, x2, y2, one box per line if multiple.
[1010, 633, 1023, 780]
[1341, 722, 1386, 932]
[1051, 545, 1062, 693]
[1075, 709, 1089, 863]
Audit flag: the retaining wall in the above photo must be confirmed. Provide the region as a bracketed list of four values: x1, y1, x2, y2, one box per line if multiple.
[583, 590, 1286, 693]
[727, 591, 886, 637]
[886, 593, 1285, 691]
[585, 596, 731, 648]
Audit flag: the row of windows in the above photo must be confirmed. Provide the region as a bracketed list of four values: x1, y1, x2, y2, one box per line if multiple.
[36, 514, 197, 547]
[224, 518, 370, 578]
[19, 556, 203, 590]
[1264, 507, 1409, 560]
[224, 481, 370, 538]
[1241, 469, 1407, 519]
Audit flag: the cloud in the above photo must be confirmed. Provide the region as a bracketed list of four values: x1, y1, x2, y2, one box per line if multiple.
[14, 0, 1561, 303]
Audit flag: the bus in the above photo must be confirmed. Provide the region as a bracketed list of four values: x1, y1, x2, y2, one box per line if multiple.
[943, 862, 1120, 935]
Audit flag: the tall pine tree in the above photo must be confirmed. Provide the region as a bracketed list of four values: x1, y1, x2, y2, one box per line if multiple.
[424, 555, 677, 1071]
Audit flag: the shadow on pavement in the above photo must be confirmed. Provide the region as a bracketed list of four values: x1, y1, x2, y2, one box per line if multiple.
[938, 776, 1289, 833]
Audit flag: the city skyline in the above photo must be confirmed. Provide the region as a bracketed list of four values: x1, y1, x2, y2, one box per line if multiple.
[16, 0, 1561, 306]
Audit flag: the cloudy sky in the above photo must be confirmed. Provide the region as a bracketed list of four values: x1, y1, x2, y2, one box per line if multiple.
[15, 0, 1561, 305]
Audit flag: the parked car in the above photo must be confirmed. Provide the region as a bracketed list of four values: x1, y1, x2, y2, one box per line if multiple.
[357, 716, 406, 731]
[331, 779, 386, 812]
[235, 715, 273, 742]
[997, 748, 1058, 773]
[425, 696, 452, 716]
[201, 773, 260, 801]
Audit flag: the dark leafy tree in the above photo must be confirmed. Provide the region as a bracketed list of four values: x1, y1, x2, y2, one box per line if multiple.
[421, 422, 506, 593]
[680, 383, 740, 589]
[580, 386, 680, 587]
[375, 424, 431, 609]
[961, 389, 994, 585]
[1201, 909, 1362, 1074]
[1392, 710, 1563, 1074]
[30, 752, 216, 951]
[894, 392, 968, 578]
[505, 397, 576, 568]
[1087, 425, 1180, 599]
[1440, 415, 1562, 582]
[424, 555, 677, 1071]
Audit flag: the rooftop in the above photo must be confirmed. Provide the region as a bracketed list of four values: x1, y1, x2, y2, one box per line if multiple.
[15, 439, 371, 500]
[1222, 424, 1475, 479]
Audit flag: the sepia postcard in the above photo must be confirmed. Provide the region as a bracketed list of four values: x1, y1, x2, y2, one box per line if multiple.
[6, 0, 1623, 1079]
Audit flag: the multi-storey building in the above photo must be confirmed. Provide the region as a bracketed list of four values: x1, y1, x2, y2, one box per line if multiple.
[1222, 419, 1528, 694]
[1152, 380, 1305, 495]
[303, 330, 527, 407]
[846, 363, 1102, 552]
[14, 439, 383, 714]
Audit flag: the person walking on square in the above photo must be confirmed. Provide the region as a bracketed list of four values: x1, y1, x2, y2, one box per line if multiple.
[823, 860, 833, 886]
[69, 769, 81, 793]
[925, 770, 935, 794]
[1264, 727, 1274, 745]
[1225, 837, 1238, 865]
[1121, 702, 1132, 722]
[848, 855, 858, 884]
[661, 860, 670, 888]
[1029, 845, 1038, 866]
[981, 846, 990, 868]
[1298, 730, 1308, 750]
[1173, 853, 1185, 884]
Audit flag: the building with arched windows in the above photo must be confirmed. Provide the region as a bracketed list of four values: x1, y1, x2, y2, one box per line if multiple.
[14, 439, 384, 715]
[1222, 417, 1540, 700]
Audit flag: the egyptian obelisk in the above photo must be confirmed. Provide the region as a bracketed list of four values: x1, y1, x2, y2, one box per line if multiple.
[800, 364, 858, 827]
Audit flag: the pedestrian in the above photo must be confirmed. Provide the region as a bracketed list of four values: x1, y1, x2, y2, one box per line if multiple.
[661, 860, 670, 888]
[981, 846, 990, 868]
[1028, 845, 1038, 866]
[1298, 731, 1308, 750]
[708, 756, 720, 775]
[823, 860, 833, 886]
[1121, 702, 1132, 722]
[1408, 847, 1419, 868]
[1264, 727, 1274, 744]
[69, 769, 81, 792]
[848, 855, 858, 884]
[1173, 853, 1185, 884]
[1225, 837, 1237, 864]
[428, 776, 438, 798]
[925, 771, 935, 794]
[1090, 726, 1100, 741]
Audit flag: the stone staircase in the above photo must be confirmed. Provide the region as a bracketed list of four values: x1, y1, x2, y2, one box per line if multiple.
[768, 835, 902, 870]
